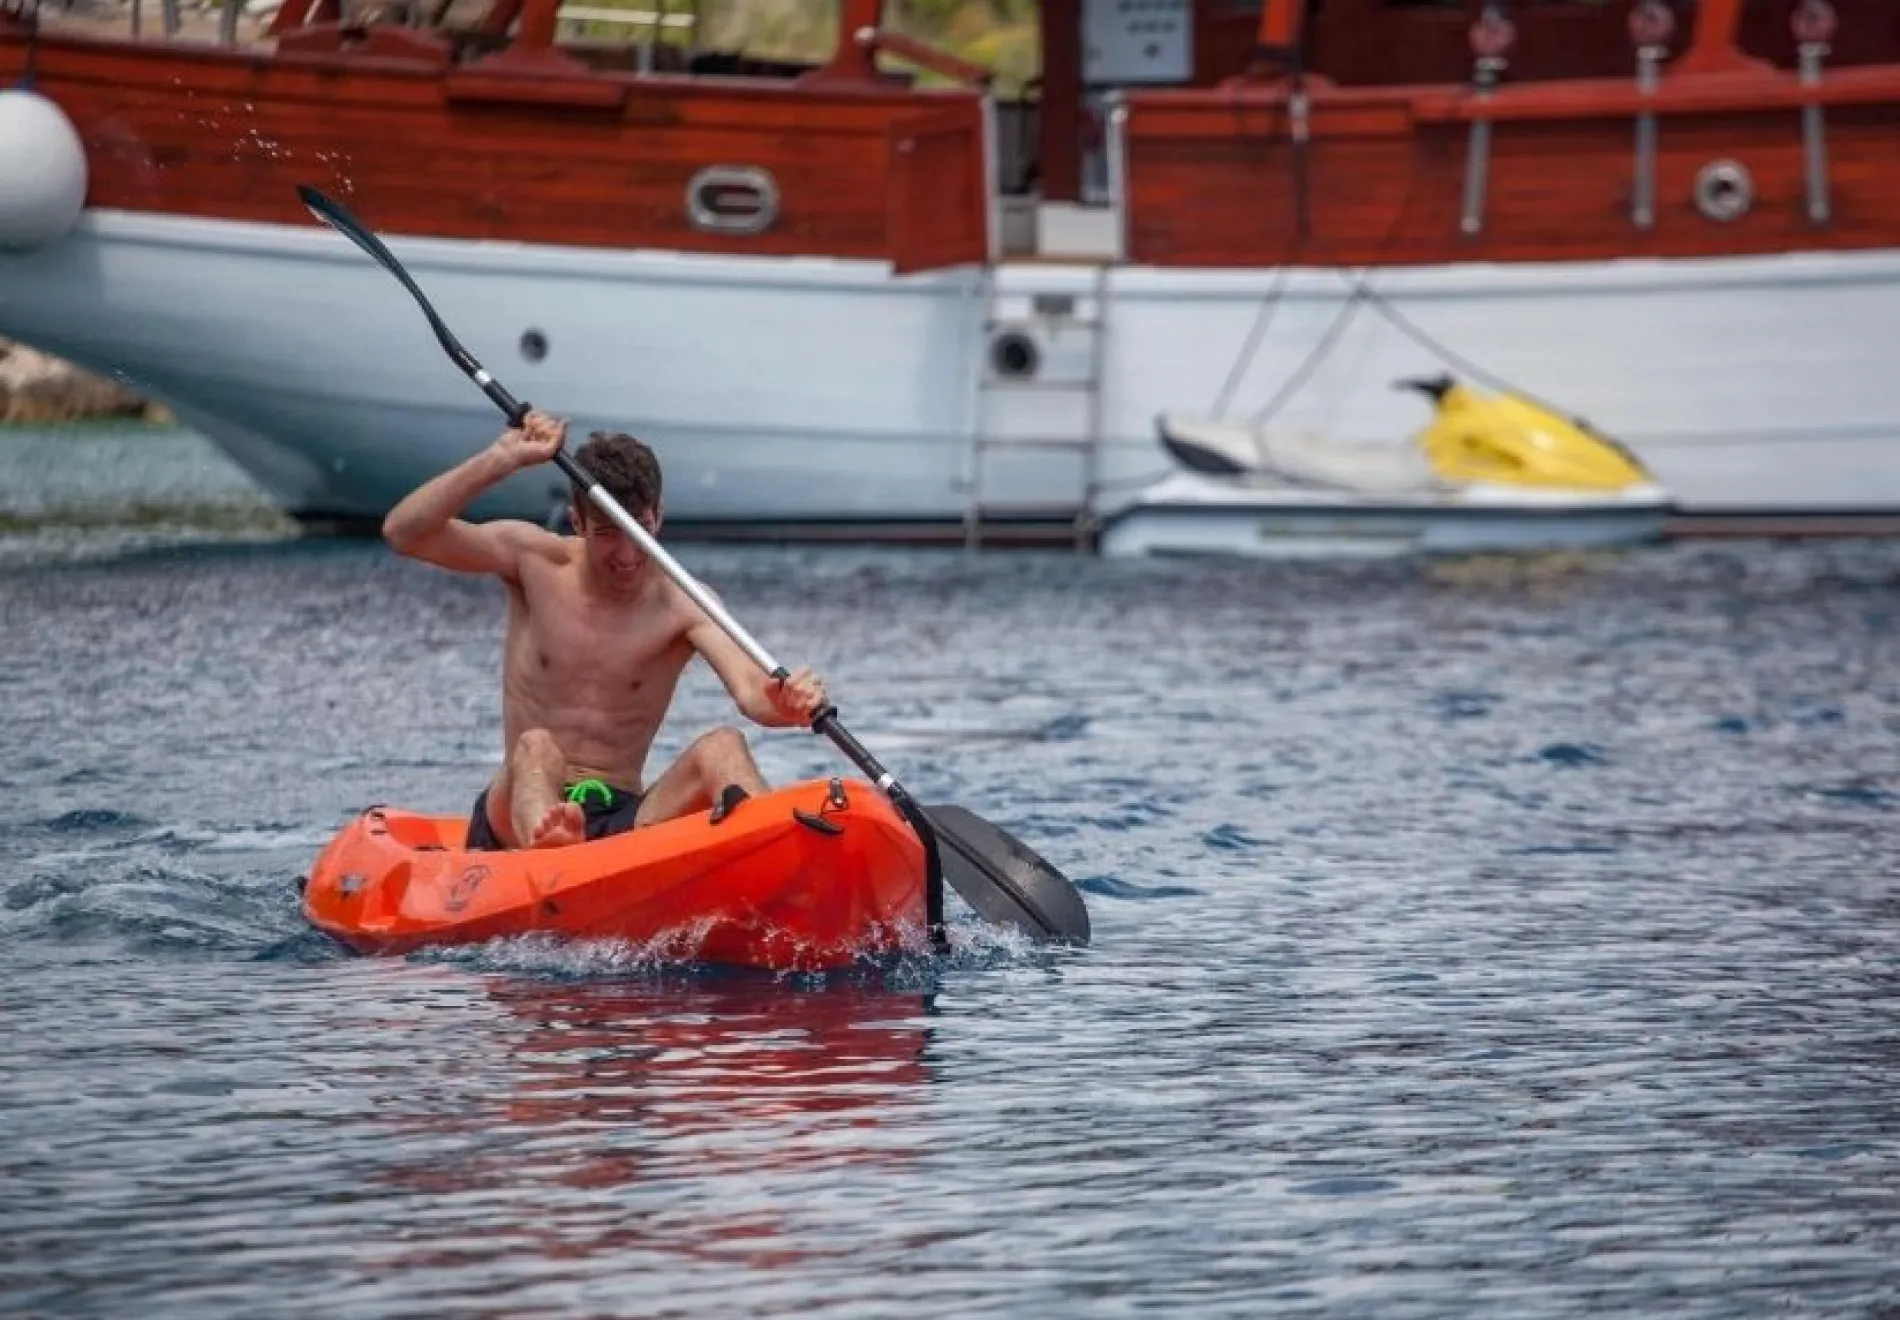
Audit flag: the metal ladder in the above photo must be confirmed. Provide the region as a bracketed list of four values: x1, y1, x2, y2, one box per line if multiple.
[962, 263, 1110, 551]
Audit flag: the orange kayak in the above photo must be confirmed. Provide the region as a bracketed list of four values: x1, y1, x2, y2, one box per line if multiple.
[302, 777, 928, 970]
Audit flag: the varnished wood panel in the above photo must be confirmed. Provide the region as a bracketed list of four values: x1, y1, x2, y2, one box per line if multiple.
[0, 28, 988, 265]
[1192, 0, 1900, 92]
[888, 106, 988, 274]
[1738, 0, 1900, 70]
[1295, 0, 1692, 89]
[1124, 71, 1900, 268]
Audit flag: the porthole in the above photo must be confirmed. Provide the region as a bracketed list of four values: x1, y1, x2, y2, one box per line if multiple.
[1694, 160, 1753, 223]
[687, 166, 779, 236]
[990, 330, 1040, 380]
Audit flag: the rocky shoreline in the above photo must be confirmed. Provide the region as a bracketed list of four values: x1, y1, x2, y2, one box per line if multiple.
[0, 339, 172, 424]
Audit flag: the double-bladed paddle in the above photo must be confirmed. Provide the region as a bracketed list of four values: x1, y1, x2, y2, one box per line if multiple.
[295, 184, 1090, 948]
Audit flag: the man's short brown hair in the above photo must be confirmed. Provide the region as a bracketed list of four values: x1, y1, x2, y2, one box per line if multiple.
[573, 430, 662, 522]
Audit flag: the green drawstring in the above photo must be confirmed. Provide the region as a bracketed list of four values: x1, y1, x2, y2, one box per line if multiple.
[566, 778, 614, 808]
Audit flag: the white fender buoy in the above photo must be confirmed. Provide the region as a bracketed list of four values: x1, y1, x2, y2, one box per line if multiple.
[0, 88, 88, 251]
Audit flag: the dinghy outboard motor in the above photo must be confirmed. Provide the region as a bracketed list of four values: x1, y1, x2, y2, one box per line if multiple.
[1400, 375, 1656, 491]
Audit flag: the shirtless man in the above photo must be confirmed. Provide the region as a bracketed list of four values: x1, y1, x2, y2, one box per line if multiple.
[382, 412, 827, 850]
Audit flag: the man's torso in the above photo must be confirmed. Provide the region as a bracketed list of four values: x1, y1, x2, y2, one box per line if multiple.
[498, 543, 694, 790]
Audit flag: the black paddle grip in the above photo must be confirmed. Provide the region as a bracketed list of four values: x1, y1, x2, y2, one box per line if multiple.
[485, 382, 529, 428]
[810, 710, 884, 784]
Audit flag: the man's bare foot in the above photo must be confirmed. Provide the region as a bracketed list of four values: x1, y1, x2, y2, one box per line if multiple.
[528, 801, 585, 849]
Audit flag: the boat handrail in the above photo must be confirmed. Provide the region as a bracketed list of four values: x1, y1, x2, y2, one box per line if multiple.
[7, 0, 703, 56]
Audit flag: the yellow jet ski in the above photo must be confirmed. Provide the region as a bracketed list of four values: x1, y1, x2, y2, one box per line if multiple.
[1100, 375, 1675, 559]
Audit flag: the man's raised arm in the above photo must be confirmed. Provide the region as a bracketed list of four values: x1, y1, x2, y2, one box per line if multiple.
[382, 411, 567, 578]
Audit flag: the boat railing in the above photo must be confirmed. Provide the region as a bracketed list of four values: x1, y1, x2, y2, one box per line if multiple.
[6, 0, 1005, 101]
[11, 0, 265, 46]
[14, 0, 703, 57]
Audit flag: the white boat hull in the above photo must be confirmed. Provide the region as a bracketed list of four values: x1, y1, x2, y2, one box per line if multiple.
[0, 211, 1016, 532]
[1097, 475, 1674, 559]
[2, 210, 1898, 537]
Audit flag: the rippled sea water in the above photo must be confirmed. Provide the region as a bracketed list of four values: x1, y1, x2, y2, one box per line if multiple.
[2, 427, 1897, 1318]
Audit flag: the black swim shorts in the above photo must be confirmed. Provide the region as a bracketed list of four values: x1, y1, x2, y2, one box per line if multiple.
[465, 780, 644, 852]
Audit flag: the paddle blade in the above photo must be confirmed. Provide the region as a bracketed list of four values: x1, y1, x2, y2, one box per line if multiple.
[924, 805, 1090, 946]
[298, 185, 401, 272]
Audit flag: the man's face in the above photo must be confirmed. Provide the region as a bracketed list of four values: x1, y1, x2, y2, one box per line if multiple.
[575, 502, 659, 585]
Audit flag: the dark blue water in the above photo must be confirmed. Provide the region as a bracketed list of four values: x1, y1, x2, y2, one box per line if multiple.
[3, 429, 1897, 1318]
